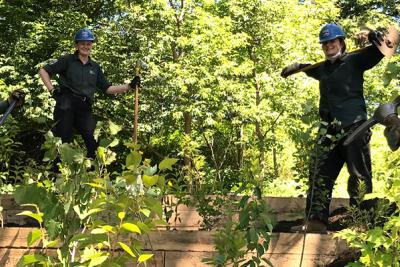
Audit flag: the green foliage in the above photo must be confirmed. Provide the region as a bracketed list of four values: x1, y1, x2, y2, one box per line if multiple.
[15, 129, 175, 266]
[335, 153, 400, 266]
[203, 187, 275, 267]
[0, 0, 396, 200]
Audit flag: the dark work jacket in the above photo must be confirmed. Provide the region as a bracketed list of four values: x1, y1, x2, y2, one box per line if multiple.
[0, 100, 8, 114]
[305, 45, 384, 128]
[43, 51, 111, 102]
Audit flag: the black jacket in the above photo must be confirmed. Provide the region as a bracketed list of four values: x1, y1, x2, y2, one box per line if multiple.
[305, 45, 384, 128]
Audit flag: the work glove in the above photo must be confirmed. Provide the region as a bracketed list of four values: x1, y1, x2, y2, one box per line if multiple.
[383, 114, 400, 151]
[129, 76, 141, 89]
[50, 85, 61, 99]
[8, 89, 25, 107]
[280, 63, 311, 78]
[368, 29, 385, 46]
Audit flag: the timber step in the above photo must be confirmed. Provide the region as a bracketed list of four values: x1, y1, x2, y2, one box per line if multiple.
[0, 195, 349, 230]
[0, 227, 351, 267]
[0, 195, 353, 266]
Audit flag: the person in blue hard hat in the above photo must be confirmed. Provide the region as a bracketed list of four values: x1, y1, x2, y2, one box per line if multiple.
[281, 24, 385, 233]
[39, 28, 140, 159]
[0, 90, 25, 114]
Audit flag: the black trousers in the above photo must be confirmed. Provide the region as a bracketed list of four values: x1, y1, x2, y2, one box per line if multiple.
[306, 122, 372, 224]
[53, 93, 97, 159]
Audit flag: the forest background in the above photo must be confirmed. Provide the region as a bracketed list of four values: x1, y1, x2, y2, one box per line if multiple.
[1, 0, 400, 201]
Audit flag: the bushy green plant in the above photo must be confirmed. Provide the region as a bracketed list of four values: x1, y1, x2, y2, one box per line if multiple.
[203, 186, 275, 267]
[14, 129, 176, 266]
[334, 154, 400, 267]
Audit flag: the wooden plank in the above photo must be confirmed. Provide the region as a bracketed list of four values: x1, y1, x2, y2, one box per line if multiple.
[0, 248, 163, 267]
[1, 195, 350, 229]
[0, 228, 350, 267]
[0, 228, 348, 254]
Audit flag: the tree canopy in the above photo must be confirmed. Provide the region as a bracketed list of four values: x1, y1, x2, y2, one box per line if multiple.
[0, 0, 399, 197]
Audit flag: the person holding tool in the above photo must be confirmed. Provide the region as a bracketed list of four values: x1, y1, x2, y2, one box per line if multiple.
[281, 23, 387, 233]
[39, 28, 141, 159]
[0, 90, 25, 122]
[0, 90, 25, 113]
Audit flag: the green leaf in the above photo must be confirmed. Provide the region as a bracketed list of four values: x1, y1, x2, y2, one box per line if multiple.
[126, 151, 142, 169]
[109, 121, 122, 135]
[144, 165, 158, 176]
[159, 158, 178, 171]
[85, 183, 105, 190]
[239, 196, 250, 208]
[43, 239, 58, 248]
[27, 229, 42, 247]
[124, 174, 137, 184]
[17, 211, 43, 223]
[17, 254, 47, 267]
[140, 208, 151, 217]
[121, 223, 142, 234]
[118, 212, 126, 220]
[117, 242, 136, 258]
[143, 175, 159, 187]
[102, 225, 116, 233]
[249, 227, 257, 243]
[91, 228, 108, 234]
[256, 243, 264, 256]
[73, 205, 82, 219]
[89, 255, 108, 267]
[138, 254, 154, 263]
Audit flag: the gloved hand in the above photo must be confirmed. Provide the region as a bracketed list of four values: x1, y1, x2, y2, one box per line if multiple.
[281, 63, 311, 78]
[8, 89, 25, 107]
[368, 29, 385, 46]
[129, 76, 141, 89]
[50, 85, 61, 99]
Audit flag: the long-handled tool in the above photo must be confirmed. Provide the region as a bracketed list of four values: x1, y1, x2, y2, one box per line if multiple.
[133, 60, 141, 144]
[0, 100, 16, 127]
[344, 96, 400, 146]
[287, 25, 399, 76]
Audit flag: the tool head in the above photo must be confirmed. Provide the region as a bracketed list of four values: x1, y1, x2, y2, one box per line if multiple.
[375, 25, 399, 57]
[344, 96, 400, 146]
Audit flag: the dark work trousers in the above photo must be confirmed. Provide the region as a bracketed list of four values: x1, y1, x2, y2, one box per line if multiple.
[53, 92, 97, 159]
[306, 121, 372, 224]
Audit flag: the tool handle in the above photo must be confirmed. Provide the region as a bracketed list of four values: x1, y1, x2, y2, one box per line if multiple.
[289, 46, 370, 76]
[0, 100, 17, 127]
[343, 117, 377, 146]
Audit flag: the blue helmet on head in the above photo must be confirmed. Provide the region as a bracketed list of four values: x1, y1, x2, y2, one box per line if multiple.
[74, 29, 95, 42]
[319, 24, 345, 43]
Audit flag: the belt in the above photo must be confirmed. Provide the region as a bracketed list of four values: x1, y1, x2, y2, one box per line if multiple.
[60, 87, 89, 102]
[71, 93, 88, 102]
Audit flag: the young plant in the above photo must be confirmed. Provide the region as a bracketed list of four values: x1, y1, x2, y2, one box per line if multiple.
[14, 128, 176, 266]
[203, 186, 275, 267]
[334, 155, 400, 266]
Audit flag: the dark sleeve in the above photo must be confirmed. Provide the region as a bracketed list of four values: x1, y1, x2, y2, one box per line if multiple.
[96, 66, 112, 93]
[352, 45, 384, 71]
[43, 55, 70, 76]
[0, 100, 9, 114]
[304, 65, 321, 80]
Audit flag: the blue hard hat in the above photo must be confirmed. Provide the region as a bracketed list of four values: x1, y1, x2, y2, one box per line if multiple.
[319, 24, 345, 43]
[74, 29, 95, 42]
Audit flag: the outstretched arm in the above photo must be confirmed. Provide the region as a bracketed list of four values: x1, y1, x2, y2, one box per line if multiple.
[105, 76, 141, 94]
